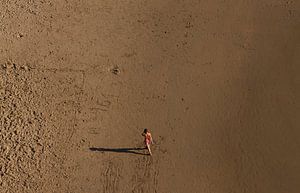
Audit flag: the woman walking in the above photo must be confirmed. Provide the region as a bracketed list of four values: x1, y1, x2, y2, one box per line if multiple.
[142, 128, 153, 156]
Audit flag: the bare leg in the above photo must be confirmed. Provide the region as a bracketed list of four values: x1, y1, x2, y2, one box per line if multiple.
[146, 144, 152, 156]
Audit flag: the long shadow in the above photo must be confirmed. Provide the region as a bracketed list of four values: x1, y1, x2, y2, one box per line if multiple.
[89, 147, 149, 155]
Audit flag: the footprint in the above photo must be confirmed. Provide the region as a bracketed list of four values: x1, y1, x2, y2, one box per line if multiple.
[87, 128, 100, 135]
[101, 158, 123, 193]
[131, 156, 158, 193]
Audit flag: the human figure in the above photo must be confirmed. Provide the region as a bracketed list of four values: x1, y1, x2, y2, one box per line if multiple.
[142, 128, 153, 156]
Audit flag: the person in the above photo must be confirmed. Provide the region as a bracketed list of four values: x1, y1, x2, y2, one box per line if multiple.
[142, 128, 153, 156]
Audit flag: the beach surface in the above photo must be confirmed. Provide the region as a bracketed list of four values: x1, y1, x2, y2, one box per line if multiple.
[0, 1, 299, 193]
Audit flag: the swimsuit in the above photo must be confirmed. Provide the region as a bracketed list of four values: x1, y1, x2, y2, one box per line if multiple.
[145, 133, 151, 146]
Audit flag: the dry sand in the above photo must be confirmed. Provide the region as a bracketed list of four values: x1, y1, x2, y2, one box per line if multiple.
[0, 0, 299, 193]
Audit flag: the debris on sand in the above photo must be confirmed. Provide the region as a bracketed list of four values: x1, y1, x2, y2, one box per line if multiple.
[111, 66, 121, 75]
[20, 65, 29, 71]
[17, 33, 24, 38]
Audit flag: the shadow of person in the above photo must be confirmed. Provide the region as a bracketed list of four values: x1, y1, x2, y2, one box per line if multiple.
[89, 147, 149, 155]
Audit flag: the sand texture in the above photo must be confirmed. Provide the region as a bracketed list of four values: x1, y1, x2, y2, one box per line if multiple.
[0, 0, 299, 193]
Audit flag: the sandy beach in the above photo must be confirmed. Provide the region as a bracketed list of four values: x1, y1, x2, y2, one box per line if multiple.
[0, 1, 299, 193]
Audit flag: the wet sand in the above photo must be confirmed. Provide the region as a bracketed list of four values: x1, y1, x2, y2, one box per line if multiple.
[0, 1, 299, 193]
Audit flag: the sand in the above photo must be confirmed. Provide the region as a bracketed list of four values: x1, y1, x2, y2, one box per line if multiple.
[0, 0, 299, 193]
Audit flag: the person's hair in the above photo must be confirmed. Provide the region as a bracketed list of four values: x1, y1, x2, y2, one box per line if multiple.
[143, 128, 148, 134]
